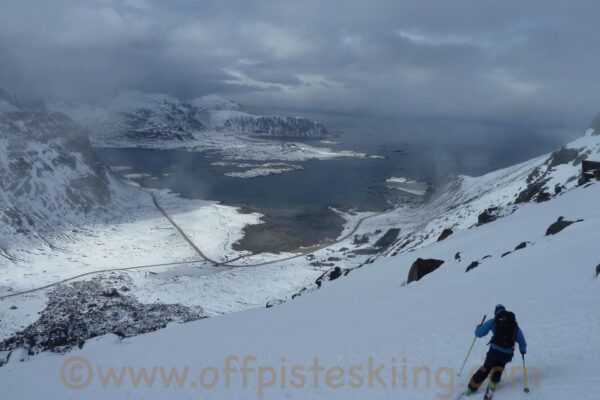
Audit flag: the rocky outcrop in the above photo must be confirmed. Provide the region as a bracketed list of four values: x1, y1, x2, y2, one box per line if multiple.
[0, 276, 204, 354]
[515, 146, 592, 204]
[465, 260, 480, 273]
[545, 216, 583, 236]
[315, 267, 344, 288]
[437, 228, 453, 241]
[478, 207, 500, 225]
[407, 258, 445, 283]
[515, 242, 528, 250]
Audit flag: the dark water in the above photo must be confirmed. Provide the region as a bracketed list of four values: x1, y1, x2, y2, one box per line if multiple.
[96, 145, 408, 253]
[96, 147, 403, 212]
[95, 120, 564, 253]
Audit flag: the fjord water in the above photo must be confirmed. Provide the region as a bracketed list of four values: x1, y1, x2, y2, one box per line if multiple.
[95, 118, 565, 253]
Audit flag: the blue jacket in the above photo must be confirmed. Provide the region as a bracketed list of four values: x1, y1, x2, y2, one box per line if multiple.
[475, 318, 527, 355]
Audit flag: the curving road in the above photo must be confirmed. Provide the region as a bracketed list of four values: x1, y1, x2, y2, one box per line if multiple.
[0, 194, 403, 301]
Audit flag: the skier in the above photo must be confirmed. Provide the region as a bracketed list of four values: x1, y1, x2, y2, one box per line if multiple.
[464, 304, 527, 399]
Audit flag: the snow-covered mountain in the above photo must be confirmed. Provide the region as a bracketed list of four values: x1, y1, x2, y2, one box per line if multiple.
[0, 88, 134, 251]
[48, 91, 329, 148]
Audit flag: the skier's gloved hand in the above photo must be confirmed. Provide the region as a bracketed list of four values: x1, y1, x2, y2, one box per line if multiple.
[520, 350, 526, 355]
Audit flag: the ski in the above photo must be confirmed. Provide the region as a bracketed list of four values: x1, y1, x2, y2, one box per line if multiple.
[483, 385, 495, 400]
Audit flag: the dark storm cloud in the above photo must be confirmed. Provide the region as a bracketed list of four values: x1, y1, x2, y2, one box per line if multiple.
[1, 0, 599, 129]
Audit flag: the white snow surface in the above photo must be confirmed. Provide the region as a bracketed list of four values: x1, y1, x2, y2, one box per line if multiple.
[1, 176, 599, 400]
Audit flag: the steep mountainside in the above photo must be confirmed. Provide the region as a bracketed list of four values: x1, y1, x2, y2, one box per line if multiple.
[0, 88, 132, 253]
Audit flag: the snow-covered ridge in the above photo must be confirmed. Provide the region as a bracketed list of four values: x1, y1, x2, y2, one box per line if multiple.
[48, 91, 330, 148]
[376, 124, 600, 256]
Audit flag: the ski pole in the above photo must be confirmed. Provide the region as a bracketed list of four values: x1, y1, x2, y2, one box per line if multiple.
[457, 315, 486, 377]
[522, 354, 530, 393]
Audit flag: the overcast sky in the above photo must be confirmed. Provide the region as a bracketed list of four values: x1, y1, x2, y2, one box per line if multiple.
[1, 0, 600, 131]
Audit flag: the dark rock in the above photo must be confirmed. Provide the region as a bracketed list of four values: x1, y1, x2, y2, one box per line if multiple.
[545, 216, 583, 236]
[437, 228, 454, 242]
[327, 257, 341, 262]
[477, 207, 499, 225]
[515, 181, 551, 203]
[374, 228, 401, 248]
[407, 258, 445, 283]
[501, 251, 512, 258]
[9, 305, 17, 310]
[596, 264, 600, 278]
[515, 242, 528, 250]
[316, 267, 343, 288]
[482, 255, 492, 260]
[465, 261, 480, 273]
[455, 252, 461, 261]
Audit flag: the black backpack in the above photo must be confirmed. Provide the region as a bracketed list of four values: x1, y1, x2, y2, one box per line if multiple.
[490, 310, 518, 348]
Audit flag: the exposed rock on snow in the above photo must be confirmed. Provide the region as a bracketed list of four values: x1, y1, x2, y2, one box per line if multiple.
[545, 216, 583, 236]
[0, 276, 203, 354]
[407, 258, 444, 283]
[515, 241, 529, 250]
[465, 260, 480, 272]
[515, 144, 593, 203]
[477, 207, 500, 225]
[315, 267, 343, 288]
[437, 228, 454, 241]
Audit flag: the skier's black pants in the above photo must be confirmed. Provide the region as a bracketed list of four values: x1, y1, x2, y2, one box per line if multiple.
[468, 349, 513, 391]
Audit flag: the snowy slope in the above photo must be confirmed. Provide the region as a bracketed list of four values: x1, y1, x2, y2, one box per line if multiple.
[0, 92, 130, 248]
[373, 125, 600, 255]
[0, 164, 598, 400]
